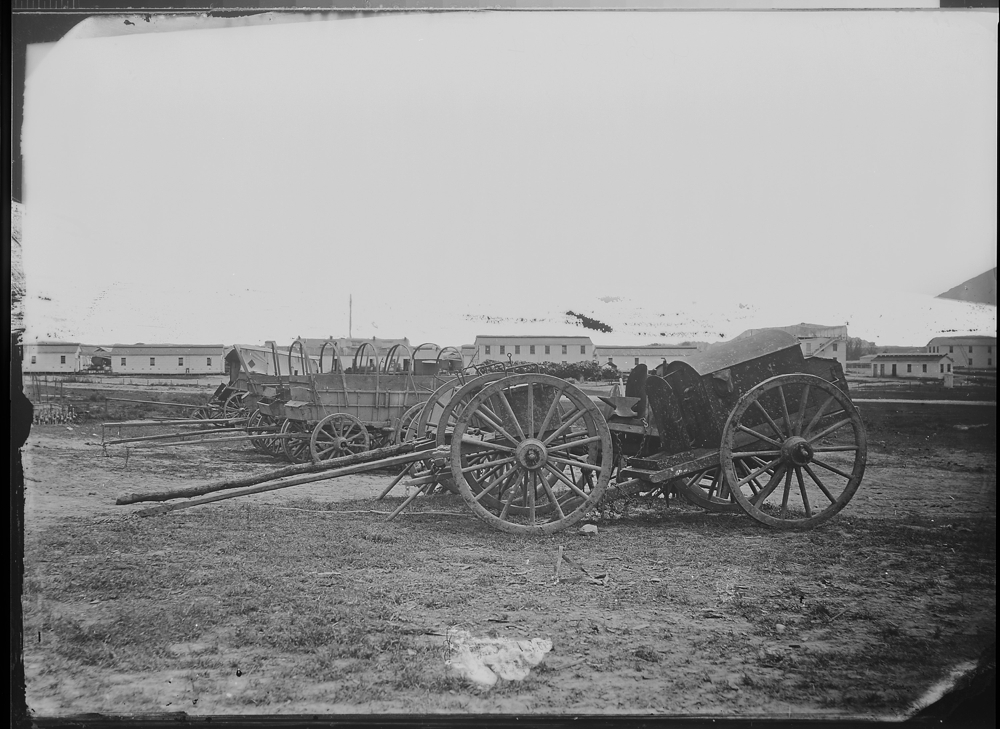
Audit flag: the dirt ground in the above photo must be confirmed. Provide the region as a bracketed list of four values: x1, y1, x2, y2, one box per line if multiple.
[15, 394, 998, 720]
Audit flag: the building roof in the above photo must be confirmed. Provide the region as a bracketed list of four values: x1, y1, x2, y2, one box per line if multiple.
[26, 341, 80, 353]
[870, 353, 953, 362]
[111, 344, 224, 355]
[926, 335, 997, 345]
[80, 346, 110, 356]
[475, 335, 593, 343]
[736, 323, 848, 340]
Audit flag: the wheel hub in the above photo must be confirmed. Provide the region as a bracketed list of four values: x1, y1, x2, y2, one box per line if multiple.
[515, 439, 549, 471]
[781, 436, 814, 466]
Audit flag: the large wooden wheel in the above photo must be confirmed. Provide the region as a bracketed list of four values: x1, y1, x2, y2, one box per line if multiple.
[451, 373, 613, 534]
[432, 373, 507, 448]
[310, 413, 371, 462]
[720, 374, 867, 530]
[674, 467, 741, 513]
[223, 392, 248, 420]
[392, 402, 425, 445]
[411, 375, 471, 442]
[191, 405, 215, 421]
[280, 419, 312, 464]
[247, 410, 278, 455]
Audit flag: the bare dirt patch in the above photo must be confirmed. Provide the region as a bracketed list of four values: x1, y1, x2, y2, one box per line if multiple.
[17, 396, 997, 720]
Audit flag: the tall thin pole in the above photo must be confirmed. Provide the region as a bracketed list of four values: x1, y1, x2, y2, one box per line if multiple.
[349, 294, 353, 338]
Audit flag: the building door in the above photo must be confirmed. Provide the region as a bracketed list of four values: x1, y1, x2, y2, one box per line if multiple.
[891, 364, 897, 377]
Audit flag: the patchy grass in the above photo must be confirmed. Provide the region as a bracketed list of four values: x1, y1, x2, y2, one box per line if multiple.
[22, 494, 996, 716]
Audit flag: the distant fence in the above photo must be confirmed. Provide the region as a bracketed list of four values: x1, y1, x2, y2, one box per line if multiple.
[27, 373, 227, 388]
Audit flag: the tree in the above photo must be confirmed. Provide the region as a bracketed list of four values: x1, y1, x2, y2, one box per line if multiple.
[846, 337, 878, 360]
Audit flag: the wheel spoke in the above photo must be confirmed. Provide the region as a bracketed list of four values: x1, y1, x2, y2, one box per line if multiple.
[803, 463, 837, 503]
[804, 395, 835, 438]
[475, 465, 520, 503]
[548, 454, 603, 472]
[543, 463, 591, 500]
[499, 478, 520, 519]
[538, 470, 567, 519]
[541, 407, 588, 446]
[459, 435, 516, 453]
[526, 383, 535, 438]
[738, 459, 764, 495]
[736, 424, 783, 448]
[547, 434, 602, 453]
[469, 404, 520, 446]
[536, 387, 565, 440]
[807, 418, 854, 445]
[795, 383, 811, 435]
[461, 456, 516, 475]
[812, 445, 859, 453]
[497, 389, 527, 441]
[735, 456, 783, 488]
[714, 469, 730, 500]
[779, 468, 793, 519]
[752, 400, 786, 441]
[810, 457, 854, 481]
[795, 467, 812, 518]
[750, 464, 786, 506]
[778, 385, 793, 437]
[731, 450, 782, 459]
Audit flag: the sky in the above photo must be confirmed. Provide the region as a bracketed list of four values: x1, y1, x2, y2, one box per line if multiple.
[20, 9, 998, 347]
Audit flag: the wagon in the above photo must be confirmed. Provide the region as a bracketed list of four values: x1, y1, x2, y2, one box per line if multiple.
[252, 338, 467, 464]
[430, 330, 867, 533]
[125, 331, 868, 535]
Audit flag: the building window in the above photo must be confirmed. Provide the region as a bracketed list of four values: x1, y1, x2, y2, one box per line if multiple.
[969, 360, 973, 367]
[832, 343, 838, 352]
[484, 345, 490, 355]
[949, 346, 954, 353]
[545, 345, 550, 355]
[561, 345, 568, 355]
[121, 358, 126, 366]
[60, 355, 66, 364]
[906, 364, 912, 373]
[940, 364, 944, 373]
[31, 355, 36, 364]
[515, 345, 520, 355]
[922, 364, 927, 373]
[207, 358, 212, 366]
[500, 345, 506, 355]
[178, 357, 184, 366]
[988, 359, 992, 366]
[948, 364, 952, 372]
[150, 357, 156, 366]
[580, 345, 586, 354]
[987, 346, 992, 353]
[635, 357, 640, 365]
[969, 346, 973, 353]
[529, 345, 535, 355]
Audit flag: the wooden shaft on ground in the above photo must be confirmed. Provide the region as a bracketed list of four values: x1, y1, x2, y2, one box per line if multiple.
[116, 439, 436, 505]
[132, 447, 449, 517]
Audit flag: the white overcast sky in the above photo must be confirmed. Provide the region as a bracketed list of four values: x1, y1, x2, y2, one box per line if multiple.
[20, 10, 998, 347]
